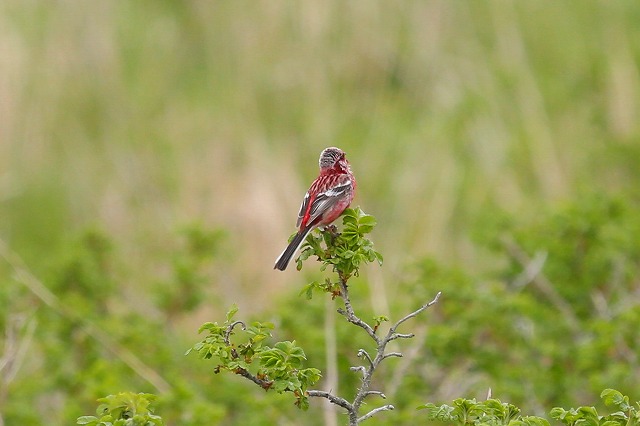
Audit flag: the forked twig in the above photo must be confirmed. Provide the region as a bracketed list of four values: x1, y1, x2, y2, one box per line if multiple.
[308, 276, 442, 425]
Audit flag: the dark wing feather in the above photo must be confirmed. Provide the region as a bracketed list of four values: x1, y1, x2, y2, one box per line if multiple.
[305, 179, 352, 226]
[296, 192, 310, 228]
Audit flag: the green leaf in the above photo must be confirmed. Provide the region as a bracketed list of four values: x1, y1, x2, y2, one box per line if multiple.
[373, 315, 389, 323]
[601, 389, 630, 411]
[197, 322, 217, 333]
[601, 422, 624, 426]
[340, 250, 355, 259]
[342, 214, 358, 225]
[577, 406, 600, 426]
[516, 416, 551, 426]
[418, 403, 457, 422]
[358, 215, 377, 227]
[299, 283, 315, 300]
[550, 407, 568, 421]
[341, 208, 357, 220]
[226, 304, 239, 323]
[82, 392, 163, 426]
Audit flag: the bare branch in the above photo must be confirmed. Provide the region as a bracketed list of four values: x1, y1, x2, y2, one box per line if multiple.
[388, 292, 442, 337]
[357, 349, 373, 366]
[364, 390, 386, 399]
[224, 320, 246, 348]
[342, 287, 442, 424]
[306, 229, 442, 424]
[323, 297, 339, 426]
[235, 368, 272, 390]
[386, 325, 427, 398]
[381, 352, 402, 361]
[337, 279, 378, 342]
[350, 365, 367, 377]
[308, 390, 353, 412]
[387, 333, 414, 341]
[357, 405, 395, 423]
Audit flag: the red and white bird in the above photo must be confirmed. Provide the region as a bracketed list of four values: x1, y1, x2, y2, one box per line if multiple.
[274, 147, 356, 271]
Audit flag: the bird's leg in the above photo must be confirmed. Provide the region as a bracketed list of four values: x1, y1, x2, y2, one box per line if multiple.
[325, 224, 340, 241]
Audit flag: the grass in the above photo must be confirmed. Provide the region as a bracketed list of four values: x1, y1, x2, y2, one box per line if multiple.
[1, 1, 640, 421]
[1, 0, 639, 300]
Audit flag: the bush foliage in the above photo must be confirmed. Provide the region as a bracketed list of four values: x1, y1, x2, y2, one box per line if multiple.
[61, 195, 640, 424]
[3, 2, 640, 425]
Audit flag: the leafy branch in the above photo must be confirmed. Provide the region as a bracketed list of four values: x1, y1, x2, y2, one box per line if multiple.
[187, 207, 440, 425]
[76, 387, 640, 426]
[77, 392, 163, 426]
[186, 304, 321, 409]
[550, 389, 640, 426]
[419, 388, 640, 426]
[298, 207, 441, 425]
[419, 397, 549, 426]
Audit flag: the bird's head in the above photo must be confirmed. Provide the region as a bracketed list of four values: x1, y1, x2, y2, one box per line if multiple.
[319, 147, 348, 171]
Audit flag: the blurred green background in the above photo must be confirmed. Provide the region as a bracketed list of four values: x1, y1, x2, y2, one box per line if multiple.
[1, 1, 640, 425]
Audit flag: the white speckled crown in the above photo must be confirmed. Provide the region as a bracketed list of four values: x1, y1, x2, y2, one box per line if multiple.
[319, 147, 344, 169]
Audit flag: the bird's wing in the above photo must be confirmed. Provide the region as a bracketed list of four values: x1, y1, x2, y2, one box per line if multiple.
[296, 192, 310, 229]
[298, 176, 352, 229]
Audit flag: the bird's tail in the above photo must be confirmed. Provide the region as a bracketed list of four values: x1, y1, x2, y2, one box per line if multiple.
[274, 227, 312, 271]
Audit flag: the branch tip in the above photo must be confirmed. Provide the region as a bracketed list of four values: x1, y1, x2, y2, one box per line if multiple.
[224, 320, 247, 345]
[358, 404, 395, 423]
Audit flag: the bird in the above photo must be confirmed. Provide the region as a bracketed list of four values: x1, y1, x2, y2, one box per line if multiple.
[274, 147, 356, 271]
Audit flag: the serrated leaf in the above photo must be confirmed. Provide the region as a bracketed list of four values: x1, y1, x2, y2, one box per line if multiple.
[226, 304, 239, 323]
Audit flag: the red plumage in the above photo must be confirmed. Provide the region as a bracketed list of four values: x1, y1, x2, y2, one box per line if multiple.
[274, 147, 356, 271]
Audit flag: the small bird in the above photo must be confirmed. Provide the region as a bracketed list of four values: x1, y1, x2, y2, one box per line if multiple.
[274, 147, 356, 271]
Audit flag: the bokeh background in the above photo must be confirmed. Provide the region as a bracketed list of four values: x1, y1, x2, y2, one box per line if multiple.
[2, 1, 640, 425]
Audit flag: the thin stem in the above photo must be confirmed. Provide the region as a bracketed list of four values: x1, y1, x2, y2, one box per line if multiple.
[307, 390, 353, 412]
[364, 390, 386, 399]
[323, 296, 339, 426]
[337, 285, 442, 424]
[224, 321, 246, 344]
[382, 352, 402, 361]
[337, 277, 378, 342]
[350, 365, 367, 377]
[236, 368, 271, 390]
[387, 292, 442, 339]
[387, 333, 414, 341]
[357, 349, 374, 367]
[358, 405, 395, 423]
